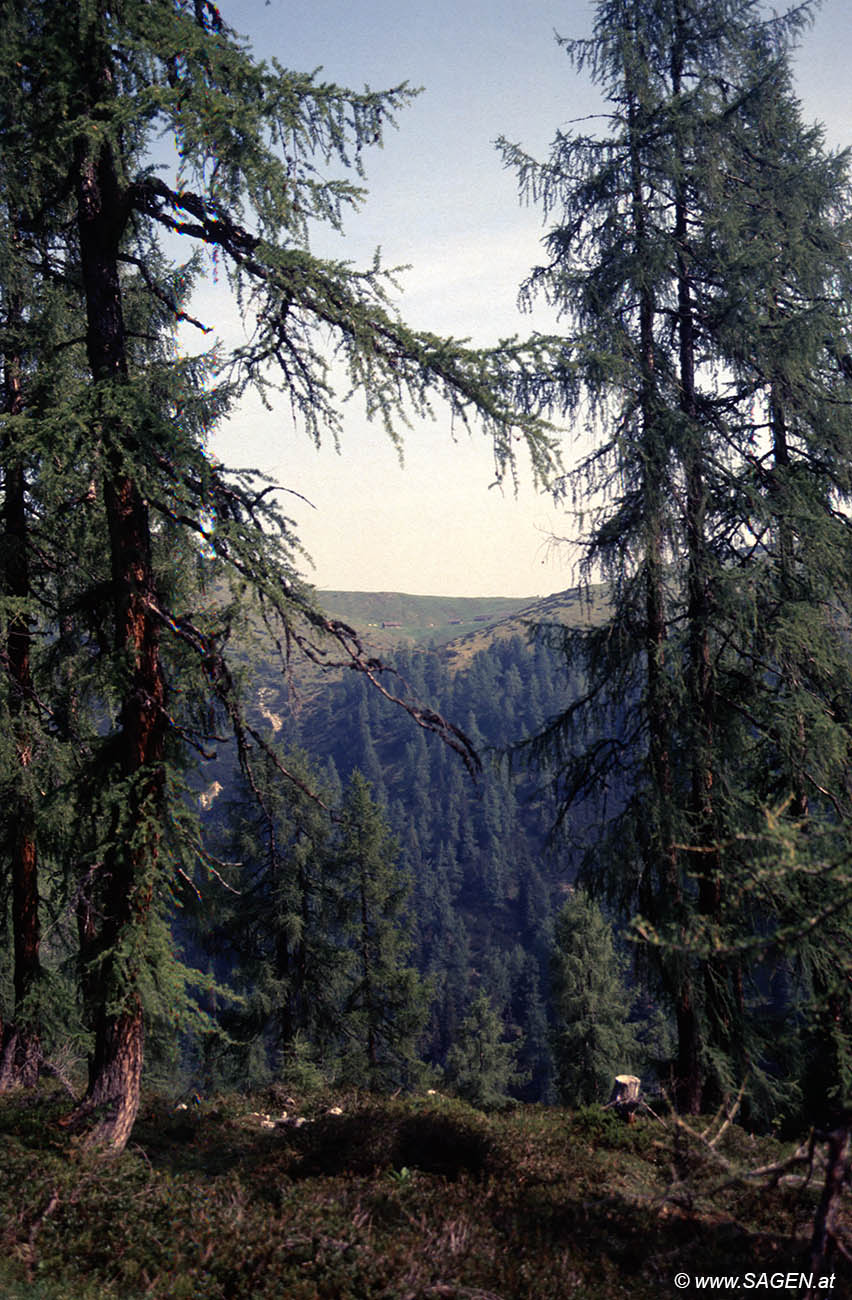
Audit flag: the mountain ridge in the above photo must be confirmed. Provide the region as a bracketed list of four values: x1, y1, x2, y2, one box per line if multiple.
[316, 585, 607, 664]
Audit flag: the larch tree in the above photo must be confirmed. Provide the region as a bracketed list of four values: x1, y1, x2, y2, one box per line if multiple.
[685, 31, 852, 1123]
[500, 0, 852, 1112]
[0, 0, 556, 1151]
[0, 1, 94, 1089]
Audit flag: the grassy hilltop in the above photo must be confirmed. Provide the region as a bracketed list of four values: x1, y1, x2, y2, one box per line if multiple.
[316, 586, 607, 663]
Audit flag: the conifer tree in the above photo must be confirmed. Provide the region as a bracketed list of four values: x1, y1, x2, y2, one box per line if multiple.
[0, 0, 555, 1149]
[550, 891, 638, 1105]
[515, 951, 555, 1102]
[0, 5, 93, 1087]
[335, 771, 428, 1089]
[702, 31, 852, 1119]
[500, 0, 852, 1111]
[445, 989, 527, 1109]
[201, 748, 350, 1084]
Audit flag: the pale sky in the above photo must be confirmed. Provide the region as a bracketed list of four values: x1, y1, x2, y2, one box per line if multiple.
[192, 0, 852, 598]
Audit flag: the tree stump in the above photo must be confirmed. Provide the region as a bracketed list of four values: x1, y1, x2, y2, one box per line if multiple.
[609, 1074, 641, 1123]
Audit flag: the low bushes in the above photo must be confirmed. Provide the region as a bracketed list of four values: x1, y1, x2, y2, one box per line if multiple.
[0, 1084, 848, 1300]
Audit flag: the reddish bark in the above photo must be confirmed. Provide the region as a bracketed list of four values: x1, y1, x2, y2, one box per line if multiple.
[0, 313, 42, 1092]
[63, 26, 166, 1149]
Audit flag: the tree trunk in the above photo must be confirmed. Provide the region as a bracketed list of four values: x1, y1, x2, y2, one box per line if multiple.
[0, 303, 42, 1092]
[0, 824, 41, 1090]
[672, 6, 723, 1112]
[67, 1003, 145, 1152]
[64, 27, 166, 1151]
[769, 372, 810, 818]
[676, 986, 703, 1115]
[360, 866, 377, 1073]
[626, 52, 698, 1114]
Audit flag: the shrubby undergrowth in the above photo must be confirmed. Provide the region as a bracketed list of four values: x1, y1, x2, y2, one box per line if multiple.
[1, 1083, 848, 1300]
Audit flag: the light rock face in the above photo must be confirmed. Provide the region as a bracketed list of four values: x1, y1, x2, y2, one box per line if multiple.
[199, 781, 223, 809]
[257, 687, 283, 732]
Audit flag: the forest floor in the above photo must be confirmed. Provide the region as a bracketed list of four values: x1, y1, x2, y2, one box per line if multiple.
[0, 1084, 848, 1299]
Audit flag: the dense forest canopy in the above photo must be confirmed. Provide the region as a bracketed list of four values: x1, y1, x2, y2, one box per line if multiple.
[1, 0, 851, 1226]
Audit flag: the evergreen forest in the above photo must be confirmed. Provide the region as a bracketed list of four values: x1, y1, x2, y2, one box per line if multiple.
[2, 0, 852, 1294]
[190, 612, 584, 1107]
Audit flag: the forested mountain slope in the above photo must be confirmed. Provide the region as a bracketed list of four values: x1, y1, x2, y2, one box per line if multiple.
[190, 586, 607, 1102]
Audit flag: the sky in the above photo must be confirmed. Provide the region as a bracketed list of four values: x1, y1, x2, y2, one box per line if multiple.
[192, 0, 852, 598]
